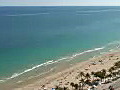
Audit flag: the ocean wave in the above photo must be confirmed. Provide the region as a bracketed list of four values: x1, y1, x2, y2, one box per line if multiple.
[105, 41, 120, 50]
[5, 60, 54, 80]
[106, 41, 120, 46]
[0, 47, 104, 83]
[76, 9, 120, 13]
[70, 47, 104, 59]
[0, 80, 5, 83]
[76, 14, 91, 15]
[5, 13, 50, 17]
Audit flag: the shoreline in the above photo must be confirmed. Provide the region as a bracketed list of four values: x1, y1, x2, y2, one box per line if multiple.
[12, 51, 120, 90]
[0, 46, 105, 89]
[0, 47, 104, 83]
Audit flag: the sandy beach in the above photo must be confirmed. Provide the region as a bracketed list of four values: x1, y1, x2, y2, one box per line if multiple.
[11, 51, 120, 90]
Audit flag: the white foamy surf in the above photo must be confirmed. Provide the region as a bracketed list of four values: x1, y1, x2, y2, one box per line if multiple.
[70, 47, 104, 59]
[5, 13, 50, 17]
[76, 9, 120, 13]
[0, 46, 105, 83]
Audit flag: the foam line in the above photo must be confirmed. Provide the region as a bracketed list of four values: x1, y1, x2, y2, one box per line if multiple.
[76, 14, 91, 15]
[0, 80, 4, 83]
[1, 47, 104, 82]
[70, 47, 104, 59]
[76, 9, 120, 13]
[5, 60, 54, 80]
[5, 13, 50, 17]
[106, 41, 120, 46]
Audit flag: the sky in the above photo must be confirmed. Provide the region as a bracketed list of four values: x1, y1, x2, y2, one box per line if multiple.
[0, 0, 120, 6]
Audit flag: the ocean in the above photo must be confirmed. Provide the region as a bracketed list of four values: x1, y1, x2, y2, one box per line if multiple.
[1, 6, 120, 88]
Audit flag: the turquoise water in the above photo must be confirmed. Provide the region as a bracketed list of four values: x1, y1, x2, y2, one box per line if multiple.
[1, 6, 120, 82]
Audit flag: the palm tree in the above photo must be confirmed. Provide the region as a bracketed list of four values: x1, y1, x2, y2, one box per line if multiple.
[107, 74, 112, 80]
[114, 61, 120, 68]
[94, 71, 104, 82]
[79, 78, 85, 90]
[91, 71, 95, 80]
[108, 68, 113, 74]
[85, 73, 91, 80]
[74, 84, 79, 90]
[91, 72, 95, 76]
[112, 72, 117, 78]
[70, 82, 74, 90]
[102, 69, 106, 74]
[108, 66, 116, 78]
[78, 72, 85, 79]
[102, 69, 107, 82]
[109, 66, 116, 72]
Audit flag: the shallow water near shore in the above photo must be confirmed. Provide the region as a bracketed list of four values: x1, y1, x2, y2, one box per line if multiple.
[1, 6, 120, 89]
[1, 41, 120, 89]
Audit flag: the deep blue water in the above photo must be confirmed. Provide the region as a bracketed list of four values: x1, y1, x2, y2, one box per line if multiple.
[1, 6, 120, 81]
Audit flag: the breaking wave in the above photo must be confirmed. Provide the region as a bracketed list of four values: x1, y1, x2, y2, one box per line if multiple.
[2, 40, 120, 83]
[0, 46, 104, 83]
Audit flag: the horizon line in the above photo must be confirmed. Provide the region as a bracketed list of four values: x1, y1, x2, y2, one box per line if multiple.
[1, 2, 120, 6]
[1, 5, 120, 7]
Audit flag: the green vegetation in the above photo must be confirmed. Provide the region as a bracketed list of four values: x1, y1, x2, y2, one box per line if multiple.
[53, 60, 120, 90]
